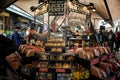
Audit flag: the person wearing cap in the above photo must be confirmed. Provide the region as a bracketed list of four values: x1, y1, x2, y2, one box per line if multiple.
[12, 27, 22, 46]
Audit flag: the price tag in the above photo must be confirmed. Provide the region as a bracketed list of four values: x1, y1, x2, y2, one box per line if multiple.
[39, 68, 48, 72]
[101, 55, 108, 61]
[56, 69, 65, 73]
[91, 58, 99, 65]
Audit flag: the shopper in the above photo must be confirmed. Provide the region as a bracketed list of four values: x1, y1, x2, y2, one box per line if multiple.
[12, 27, 22, 46]
[20, 28, 27, 44]
[108, 29, 115, 52]
[97, 30, 105, 46]
[115, 31, 120, 53]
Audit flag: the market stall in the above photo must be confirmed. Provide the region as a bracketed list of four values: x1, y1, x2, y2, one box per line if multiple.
[16, 0, 120, 80]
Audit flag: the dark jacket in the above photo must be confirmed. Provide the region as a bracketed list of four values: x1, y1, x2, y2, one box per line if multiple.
[13, 31, 22, 46]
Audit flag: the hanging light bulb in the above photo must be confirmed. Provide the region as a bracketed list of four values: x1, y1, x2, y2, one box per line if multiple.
[68, 1, 74, 8]
[92, 7, 96, 12]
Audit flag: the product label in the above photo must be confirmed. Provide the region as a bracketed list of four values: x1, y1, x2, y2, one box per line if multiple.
[39, 68, 48, 72]
[56, 69, 65, 72]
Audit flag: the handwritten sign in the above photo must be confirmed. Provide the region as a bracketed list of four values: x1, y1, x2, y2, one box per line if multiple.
[49, 0, 65, 16]
[39, 68, 48, 72]
[56, 69, 65, 72]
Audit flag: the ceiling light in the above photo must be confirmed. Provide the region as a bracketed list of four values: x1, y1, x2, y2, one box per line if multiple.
[92, 7, 96, 12]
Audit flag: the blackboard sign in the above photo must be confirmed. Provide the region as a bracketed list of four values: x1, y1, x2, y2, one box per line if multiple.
[48, 0, 65, 16]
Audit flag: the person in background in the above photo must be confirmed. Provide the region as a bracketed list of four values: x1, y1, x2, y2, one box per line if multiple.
[20, 28, 27, 44]
[115, 31, 120, 53]
[98, 30, 104, 46]
[97, 30, 108, 46]
[13, 27, 22, 46]
[108, 29, 115, 52]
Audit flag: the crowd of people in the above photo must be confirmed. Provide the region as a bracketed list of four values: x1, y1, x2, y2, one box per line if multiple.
[96, 29, 120, 53]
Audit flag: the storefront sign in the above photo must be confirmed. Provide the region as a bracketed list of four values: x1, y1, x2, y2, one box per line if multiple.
[48, 0, 65, 16]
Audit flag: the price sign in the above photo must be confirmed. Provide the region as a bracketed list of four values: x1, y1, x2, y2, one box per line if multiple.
[39, 68, 48, 72]
[101, 55, 108, 61]
[48, 0, 65, 16]
[91, 58, 99, 65]
[56, 69, 65, 73]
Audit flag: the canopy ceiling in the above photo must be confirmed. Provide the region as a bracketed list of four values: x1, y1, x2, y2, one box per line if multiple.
[14, 0, 40, 16]
[1, 0, 119, 28]
[107, 0, 120, 25]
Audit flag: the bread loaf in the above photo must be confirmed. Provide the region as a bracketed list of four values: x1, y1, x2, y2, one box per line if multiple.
[98, 62, 109, 72]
